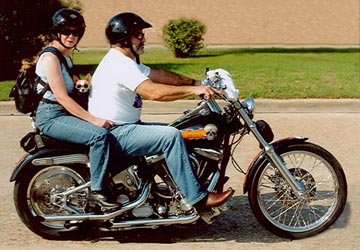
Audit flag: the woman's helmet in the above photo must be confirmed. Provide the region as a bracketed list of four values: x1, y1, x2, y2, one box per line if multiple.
[51, 8, 86, 48]
[105, 12, 152, 45]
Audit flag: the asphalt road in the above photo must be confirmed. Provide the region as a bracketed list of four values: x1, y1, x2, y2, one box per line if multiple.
[1, 99, 359, 250]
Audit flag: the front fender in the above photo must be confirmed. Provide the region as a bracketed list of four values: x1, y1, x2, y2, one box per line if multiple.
[10, 148, 89, 182]
[242, 136, 308, 194]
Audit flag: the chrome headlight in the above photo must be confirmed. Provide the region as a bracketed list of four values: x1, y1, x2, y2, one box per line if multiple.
[242, 97, 256, 114]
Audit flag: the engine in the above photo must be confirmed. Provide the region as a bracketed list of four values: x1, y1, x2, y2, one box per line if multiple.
[111, 164, 190, 219]
[111, 149, 222, 219]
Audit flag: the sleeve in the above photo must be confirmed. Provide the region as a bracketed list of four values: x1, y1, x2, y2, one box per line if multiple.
[119, 62, 150, 91]
[138, 63, 151, 77]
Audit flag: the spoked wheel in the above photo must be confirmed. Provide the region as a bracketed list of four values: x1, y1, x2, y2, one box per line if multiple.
[248, 142, 347, 239]
[14, 165, 90, 239]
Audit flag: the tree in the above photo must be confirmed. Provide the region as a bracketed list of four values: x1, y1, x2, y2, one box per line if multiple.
[162, 18, 206, 58]
[0, 0, 82, 80]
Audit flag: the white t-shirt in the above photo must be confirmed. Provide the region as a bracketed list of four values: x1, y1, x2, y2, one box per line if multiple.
[88, 48, 150, 125]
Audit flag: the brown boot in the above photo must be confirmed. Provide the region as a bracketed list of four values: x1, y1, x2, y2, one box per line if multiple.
[205, 188, 234, 208]
[195, 188, 234, 211]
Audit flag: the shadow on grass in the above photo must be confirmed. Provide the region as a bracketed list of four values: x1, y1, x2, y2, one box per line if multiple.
[74, 65, 98, 76]
[75, 63, 199, 76]
[192, 47, 360, 58]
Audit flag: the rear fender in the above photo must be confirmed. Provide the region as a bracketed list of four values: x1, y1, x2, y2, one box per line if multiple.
[10, 148, 89, 182]
[242, 137, 308, 194]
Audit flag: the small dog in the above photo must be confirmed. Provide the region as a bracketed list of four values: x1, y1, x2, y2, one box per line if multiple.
[73, 73, 91, 93]
[72, 73, 91, 110]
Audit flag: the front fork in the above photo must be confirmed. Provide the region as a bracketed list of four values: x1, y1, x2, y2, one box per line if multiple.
[261, 143, 306, 197]
[238, 108, 306, 198]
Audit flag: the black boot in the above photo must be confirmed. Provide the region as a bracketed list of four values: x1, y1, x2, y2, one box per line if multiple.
[89, 191, 119, 211]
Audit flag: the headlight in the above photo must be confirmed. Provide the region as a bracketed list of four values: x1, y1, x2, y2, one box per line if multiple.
[242, 97, 256, 114]
[255, 120, 274, 143]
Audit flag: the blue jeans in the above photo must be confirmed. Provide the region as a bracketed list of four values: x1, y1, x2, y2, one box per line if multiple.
[110, 122, 208, 205]
[35, 102, 114, 191]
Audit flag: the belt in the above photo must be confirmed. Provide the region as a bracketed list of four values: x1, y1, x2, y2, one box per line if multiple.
[41, 98, 60, 105]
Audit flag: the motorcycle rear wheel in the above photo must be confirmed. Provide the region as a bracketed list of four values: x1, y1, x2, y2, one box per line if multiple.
[13, 164, 90, 240]
[248, 142, 347, 239]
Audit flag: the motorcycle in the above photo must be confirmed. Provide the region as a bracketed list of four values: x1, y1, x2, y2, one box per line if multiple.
[10, 68, 347, 240]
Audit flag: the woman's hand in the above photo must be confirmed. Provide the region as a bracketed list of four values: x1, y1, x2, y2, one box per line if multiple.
[90, 117, 114, 129]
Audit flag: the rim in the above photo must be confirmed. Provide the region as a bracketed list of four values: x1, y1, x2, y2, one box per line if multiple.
[257, 150, 339, 233]
[27, 166, 88, 228]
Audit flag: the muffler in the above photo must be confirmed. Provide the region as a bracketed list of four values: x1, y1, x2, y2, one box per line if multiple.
[38, 183, 151, 222]
[109, 212, 200, 230]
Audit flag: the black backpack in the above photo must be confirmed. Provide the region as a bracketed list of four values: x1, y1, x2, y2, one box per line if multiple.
[9, 47, 73, 115]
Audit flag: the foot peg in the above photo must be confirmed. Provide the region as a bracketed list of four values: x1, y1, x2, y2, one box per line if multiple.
[200, 206, 222, 224]
[200, 188, 234, 224]
[89, 191, 120, 213]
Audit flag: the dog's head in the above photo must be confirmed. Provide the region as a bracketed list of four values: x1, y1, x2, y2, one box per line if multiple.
[73, 73, 91, 93]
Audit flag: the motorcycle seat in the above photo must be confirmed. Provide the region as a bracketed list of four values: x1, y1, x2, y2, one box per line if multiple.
[21, 131, 89, 153]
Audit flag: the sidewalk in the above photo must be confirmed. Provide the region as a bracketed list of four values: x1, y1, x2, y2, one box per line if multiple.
[141, 99, 360, 114]
[1, 99, 359, 116]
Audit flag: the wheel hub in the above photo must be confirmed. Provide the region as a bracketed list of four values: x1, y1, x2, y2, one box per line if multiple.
[29, 166, 88, 215]
[274, 168, 316, 208]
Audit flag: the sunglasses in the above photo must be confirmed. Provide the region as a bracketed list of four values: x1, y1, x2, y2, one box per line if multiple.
[133, 32, 145, 40]
[59, 28, 82, 37]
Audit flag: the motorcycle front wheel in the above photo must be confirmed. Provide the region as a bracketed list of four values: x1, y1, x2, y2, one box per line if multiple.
[13, 164, 90, 240]
[248, 142, 347, 239]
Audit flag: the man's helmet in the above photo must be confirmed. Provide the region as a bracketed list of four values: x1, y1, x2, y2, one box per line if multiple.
[51, 8, 86, 42]
[105, 12, 152, 45]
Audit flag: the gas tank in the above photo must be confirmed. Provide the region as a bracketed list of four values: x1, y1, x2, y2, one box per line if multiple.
[170, 101, 225, 148]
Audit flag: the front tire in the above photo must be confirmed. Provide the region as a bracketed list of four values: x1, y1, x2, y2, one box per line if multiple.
[14, 164, 90, 240]
[248, 142, 347, 239]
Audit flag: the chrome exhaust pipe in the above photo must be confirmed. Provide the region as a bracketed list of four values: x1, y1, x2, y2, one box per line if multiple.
[40, 183, 151, 222]
[110, 212, 200, 229]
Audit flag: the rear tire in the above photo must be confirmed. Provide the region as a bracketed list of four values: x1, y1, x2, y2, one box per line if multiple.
[14, 164, 90, 240]
[248, 142, 347, 239]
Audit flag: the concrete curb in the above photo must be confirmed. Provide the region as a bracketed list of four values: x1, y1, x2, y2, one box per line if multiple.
[1, 99, 359, 116]
[141, 99, 360, 114]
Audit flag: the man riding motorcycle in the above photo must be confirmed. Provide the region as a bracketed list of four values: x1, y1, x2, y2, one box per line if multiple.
[88, 12, 234, 210]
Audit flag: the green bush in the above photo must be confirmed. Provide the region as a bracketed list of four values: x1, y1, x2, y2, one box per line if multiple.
[162, 18, 206, 58]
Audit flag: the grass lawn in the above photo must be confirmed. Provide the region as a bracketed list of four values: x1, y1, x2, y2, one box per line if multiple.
[1, 47, 359, 100]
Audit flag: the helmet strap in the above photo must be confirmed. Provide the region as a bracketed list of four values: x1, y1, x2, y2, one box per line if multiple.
[116, 39, 140, 64]
[130, 46, 140, 64]
[59, 40, 75, 50]
[126, 38, 140, 64]
[55, 33, 78, 50]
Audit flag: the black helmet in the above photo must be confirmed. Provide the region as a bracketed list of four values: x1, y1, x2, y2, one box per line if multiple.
[105, 12, 152, 45]
[51, 8, 86, 40]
